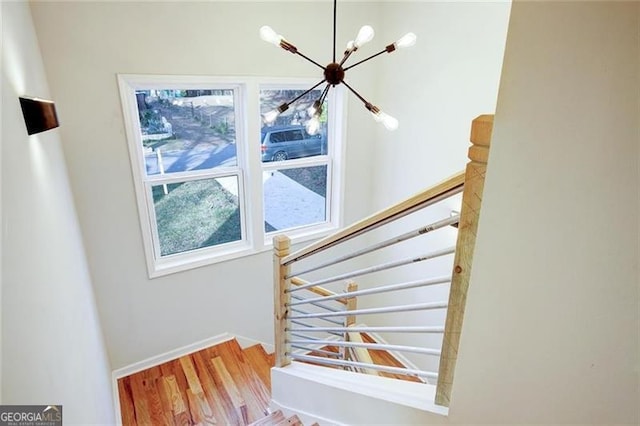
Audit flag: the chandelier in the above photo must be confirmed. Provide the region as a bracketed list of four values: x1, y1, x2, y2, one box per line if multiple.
[260, 0, 416, 134]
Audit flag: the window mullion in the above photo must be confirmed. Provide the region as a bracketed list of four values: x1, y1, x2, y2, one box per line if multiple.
[244, 80, 267, 250]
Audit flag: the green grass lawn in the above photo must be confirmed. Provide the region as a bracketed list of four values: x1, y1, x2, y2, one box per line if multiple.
[152, 178, 241, 256]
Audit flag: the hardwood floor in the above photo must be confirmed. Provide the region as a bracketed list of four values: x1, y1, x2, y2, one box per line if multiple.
[118, 334, 422, 425]
[117, 339, 273, 425]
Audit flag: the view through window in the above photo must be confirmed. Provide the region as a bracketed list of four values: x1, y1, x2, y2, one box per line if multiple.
[260, 88, 329, 234]
[137, 88, 243, 257]
[119, 76, 344, 276]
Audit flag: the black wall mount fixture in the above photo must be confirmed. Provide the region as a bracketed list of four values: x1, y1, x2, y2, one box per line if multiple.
[19, 96, 60, 135]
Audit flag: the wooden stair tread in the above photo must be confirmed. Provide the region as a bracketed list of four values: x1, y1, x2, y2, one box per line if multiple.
[248, 409, 285, 426]
[275, 414, 303, 426]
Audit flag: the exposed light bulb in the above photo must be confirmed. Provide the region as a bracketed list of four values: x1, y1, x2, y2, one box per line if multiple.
[307, 101, 322, 117]
[263, 109, 280, 124]
[260, 25, 283, 46]
[354, 25, 375, 48]
[306, 116, 321, 135]
[395, 32, 417, 49]
[380, 112, 399, 131]
[263, 103, 289, 124]
[345, 40, 355, 53]
[370, 110, 399, 131]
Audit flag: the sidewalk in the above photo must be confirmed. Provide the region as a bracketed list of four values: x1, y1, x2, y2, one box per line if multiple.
[263, 171, 326, 230]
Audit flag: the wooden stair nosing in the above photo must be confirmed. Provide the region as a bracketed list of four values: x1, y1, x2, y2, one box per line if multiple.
[248, 409, 286, 426]
[275, 414, 303, 426]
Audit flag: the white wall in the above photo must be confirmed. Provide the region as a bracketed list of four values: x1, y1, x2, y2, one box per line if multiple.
[1, 1, 114, 423]
[373, 1, 510, 201]
[357, 1, 510, 373]
[29, 1, 379, 369]
[0, 0, 4, 403]
[452, 1, 640, 423]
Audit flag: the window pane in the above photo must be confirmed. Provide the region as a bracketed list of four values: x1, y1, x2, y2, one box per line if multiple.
[263, 166, 327, 232]
[260, 88, 328, 162]
[136, 89, 237, 175]
[152, 176, 241, 256]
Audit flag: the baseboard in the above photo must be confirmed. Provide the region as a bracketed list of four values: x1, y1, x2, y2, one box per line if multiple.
[112, 332, 235, 380]
[235, 334, 275, 354]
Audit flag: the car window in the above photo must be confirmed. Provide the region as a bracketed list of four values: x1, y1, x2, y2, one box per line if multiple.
[270, 131, 286, 143]
[285, 129, 305, 141]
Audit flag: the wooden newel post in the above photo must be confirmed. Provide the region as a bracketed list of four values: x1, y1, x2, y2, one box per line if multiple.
[344, 281, 358, 328]
[436, 115, 493, 407]
[273, 235, 292, 368]
[343, 281, 358, 360]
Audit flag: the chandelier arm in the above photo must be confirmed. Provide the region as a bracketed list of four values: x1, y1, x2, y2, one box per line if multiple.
[343, 48, 388, 72]
[340, 80, 373, 107]
[294, 50, 327, 71]
[284, 79, 327, 107]
[333, 0, 337, 63]
[338, 50, 355, 67]
[318, 84, 332, 105]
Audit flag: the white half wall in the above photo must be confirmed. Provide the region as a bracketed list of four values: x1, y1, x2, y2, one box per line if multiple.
[1, 1, 114, 423]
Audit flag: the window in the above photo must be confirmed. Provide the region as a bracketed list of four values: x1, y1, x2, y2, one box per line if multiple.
[118, 75, 345, 277]
[259, 86, 332, 235]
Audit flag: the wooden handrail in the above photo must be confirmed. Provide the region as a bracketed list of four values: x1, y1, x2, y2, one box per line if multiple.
[290, 277, 348, 305]
[282, 171, 465, 265]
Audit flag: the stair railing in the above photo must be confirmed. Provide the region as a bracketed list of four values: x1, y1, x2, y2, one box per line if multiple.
[273, 115, 493, 406]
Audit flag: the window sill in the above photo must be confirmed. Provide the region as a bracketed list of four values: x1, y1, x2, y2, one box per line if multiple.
[148, 223, 339, 278]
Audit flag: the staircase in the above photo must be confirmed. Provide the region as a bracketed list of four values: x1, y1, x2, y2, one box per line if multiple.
[270, 115, 494, 421]
[249, 410, 316, 426]
[301, 332, 424, 383]
[118, 115, 494, 424]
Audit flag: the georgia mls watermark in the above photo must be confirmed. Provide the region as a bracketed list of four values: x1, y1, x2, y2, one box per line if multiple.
[0, 405, 62, 426]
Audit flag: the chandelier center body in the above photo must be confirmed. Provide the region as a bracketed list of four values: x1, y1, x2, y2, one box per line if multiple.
[324, 63, 345, 85]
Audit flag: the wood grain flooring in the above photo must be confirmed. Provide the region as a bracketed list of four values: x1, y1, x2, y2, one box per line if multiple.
[118, 334, 421, 425]
[117, 339, 273, 426]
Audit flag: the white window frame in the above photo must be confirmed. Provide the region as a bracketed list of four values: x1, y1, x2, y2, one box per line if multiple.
[118, 74, 346, 277]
